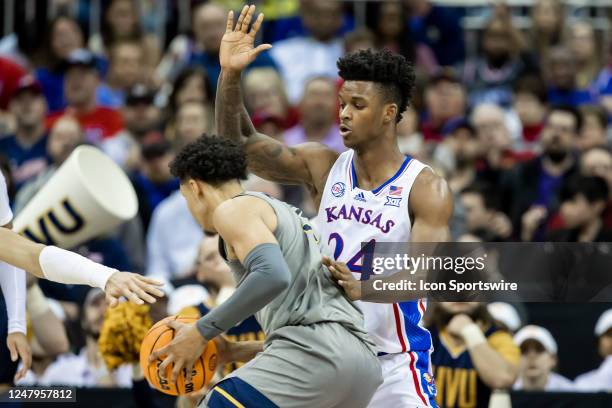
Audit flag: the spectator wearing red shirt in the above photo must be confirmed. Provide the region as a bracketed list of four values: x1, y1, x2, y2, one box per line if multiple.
[46, 49, 123, 145]
[0, 56, 27, 110]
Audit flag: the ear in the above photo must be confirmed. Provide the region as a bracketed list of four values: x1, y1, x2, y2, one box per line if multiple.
[188, 179, 202, 198]
[383, 103, 398, 125]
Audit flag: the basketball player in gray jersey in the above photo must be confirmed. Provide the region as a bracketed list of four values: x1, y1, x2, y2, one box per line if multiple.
[150, 136, 382, 408]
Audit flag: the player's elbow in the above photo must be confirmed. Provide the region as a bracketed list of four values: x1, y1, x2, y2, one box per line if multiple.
[483, 369, 518, 389]
[269, 270, 291, 294]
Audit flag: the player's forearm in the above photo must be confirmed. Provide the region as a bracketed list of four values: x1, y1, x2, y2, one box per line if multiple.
[0, 227, 45, 277]
[216, 70, 255, 142]
[0, 262, 27, 334]
[228, 340, 264, 363]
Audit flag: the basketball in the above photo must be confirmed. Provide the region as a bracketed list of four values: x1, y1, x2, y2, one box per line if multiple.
[139, 315, 218, 396]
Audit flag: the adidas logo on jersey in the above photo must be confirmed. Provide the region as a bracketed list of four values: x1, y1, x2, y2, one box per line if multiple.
[354, 192, 366, 202]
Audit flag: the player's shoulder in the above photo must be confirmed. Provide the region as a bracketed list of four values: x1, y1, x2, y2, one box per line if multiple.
[214, 194, 276, 228]
[409, 168, 453, 216]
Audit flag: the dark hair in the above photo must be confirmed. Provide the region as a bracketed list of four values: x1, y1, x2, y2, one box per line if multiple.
[337, 49, 415, 123]
[141, 139, 172, 161]
[169, 66, 213, 115]
[513, 74, 548, 104]
[170, 135, 247, 184]
[343, 28, 375, 52]
[579, 105, 608, 131]
[562, 176, 609, 204]
[461, 182, 500, 211]
[547, 104, 582, 133]
[43, 14, 85, 69]
[364, 2, 416, 62]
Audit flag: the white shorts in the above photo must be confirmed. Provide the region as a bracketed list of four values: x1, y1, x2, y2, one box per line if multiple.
[367, 351, 438, 408]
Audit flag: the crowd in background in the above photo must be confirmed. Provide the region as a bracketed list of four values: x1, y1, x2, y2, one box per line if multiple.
[0, 0, 611, 406]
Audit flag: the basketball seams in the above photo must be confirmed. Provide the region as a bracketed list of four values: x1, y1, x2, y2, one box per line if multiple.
[145, 328, 173, 391]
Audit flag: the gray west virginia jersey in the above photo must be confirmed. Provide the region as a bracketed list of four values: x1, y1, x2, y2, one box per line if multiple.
[202, 191, 382, 408]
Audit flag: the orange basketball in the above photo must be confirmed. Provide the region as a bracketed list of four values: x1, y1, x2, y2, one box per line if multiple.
[139, 315, 218, 396]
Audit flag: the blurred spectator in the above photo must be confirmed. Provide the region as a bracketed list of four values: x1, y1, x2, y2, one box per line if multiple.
[433, 119, 478, 187]
[0, 56, 27, 111]
[46, 49, 124, 145]
[34, 15, 87, 113]
[574, 309, 612, 391]
[577, 105, 608, 151]
[513, 74, 548, 147]
[420, 68, 466, 142]
[513, 325, 574, 391]
[501, 106, 579, 240]
[193, 235, 235, 303]
[167, 67, 212, 116]
[243, 68, 299, 134]
[96, 41, 146, 108]
[365, 1, 436, 74]
[343, 28, 375, 55]
[146, 190, 204, 281]
[529, 0, 564, 67]
[397, 107, 425, 159]
[284, 77, 343, 152]
[547, 46, 594, 107]
[428, 302, 519, 407]
[405, 0, 465, 66]
[14, 116, 82, 213]
[131, 140, 178, 231]
[102, 84, 162, 172]
[42, 288, 132, 387]
[88, 0, 160, 76]
[460, 182, 512, 241]
[270, 0, 344, 103]
[592, 44, 612, 119]
[168, 284, 210, 316]
[173, 102, 213, 150]
[0, 76, 50, 190]
[547, 176, 611, 242]
[487, 302, 522, 334]
[460, 16, 532, 108]
[568, 22, 600, 90]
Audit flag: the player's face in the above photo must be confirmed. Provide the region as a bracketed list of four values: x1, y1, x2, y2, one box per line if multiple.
[519, 339, 556, 380]
[180, 181, 215, 234]
[338, 81, 392, 149]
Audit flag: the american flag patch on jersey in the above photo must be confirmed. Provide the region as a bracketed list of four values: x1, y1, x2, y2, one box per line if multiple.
[389, 185, 403, 196]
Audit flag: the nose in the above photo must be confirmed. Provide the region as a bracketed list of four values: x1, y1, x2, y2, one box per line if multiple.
[340, 105, 351, 121]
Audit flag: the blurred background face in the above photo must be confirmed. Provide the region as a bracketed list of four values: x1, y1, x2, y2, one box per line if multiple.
[9, 92, 47, 130]
[378, 2, 403, 39]
[439, 302, 480, 315]
[82, 291, 107, 339]
[176, 74, 208, 107]
[460, 192, 489, 231]
[482, 20, 512, 64]
[425, 81, 465, 123]
[195, 236, 233, 286]
[520, 339, 556, 381]
[580, 149, 612, 191]
[599, 329, 612, 357]
[560, 193, 601, 228]
[176, 103, 209, 145]
[193, 4, 226, 53]
[64, 67, 99, 107]
[300, 78, 337, 127]
[52, 18, 83, 59]
[301, 0, 343, 42]
[541, 111, 576, 158]
[578, 113, 606, 151]
[570, 23, 595, 63]
[142, 151, 174, 182]
[107, 0, 138, 37]
[122, 102, 161, 136]
[48, 117, 82, 165]
[245, 76, 287, 118]
[549, 49, 576, 89]
[472, 105, 511, 151]
[532, 0, 561, 34]
[451, 128, 480, 166]
[514, 92, 545, 126]
[109, 43, 144, 88]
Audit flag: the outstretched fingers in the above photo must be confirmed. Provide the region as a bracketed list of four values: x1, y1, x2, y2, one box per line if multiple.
[225, 10, 234, 33]
[241, 5, 256, 33]
[235, 5, 249, 32]
[249, 12, 265, 38]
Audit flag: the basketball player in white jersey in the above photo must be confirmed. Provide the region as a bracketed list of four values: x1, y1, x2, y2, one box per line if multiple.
[216, 6, 452, 407]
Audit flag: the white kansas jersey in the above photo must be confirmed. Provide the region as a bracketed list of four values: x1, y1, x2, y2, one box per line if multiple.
[316, 150, 432, 355]
[0, 171, 12, 226]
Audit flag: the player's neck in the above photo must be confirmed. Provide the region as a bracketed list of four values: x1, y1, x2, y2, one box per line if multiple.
[352, 141, 405, 191]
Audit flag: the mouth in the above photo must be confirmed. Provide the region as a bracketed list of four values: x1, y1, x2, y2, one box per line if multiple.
[340, 124, 352, 137]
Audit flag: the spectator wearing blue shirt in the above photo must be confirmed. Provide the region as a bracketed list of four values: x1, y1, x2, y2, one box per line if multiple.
[547, 46, 595, 108]
[96, 40, 146, 109]
[0, 76, 50, 191]
[406, 0, 465, 66]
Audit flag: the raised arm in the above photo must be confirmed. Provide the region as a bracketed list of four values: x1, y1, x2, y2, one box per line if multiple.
[216, 5, 337, 199]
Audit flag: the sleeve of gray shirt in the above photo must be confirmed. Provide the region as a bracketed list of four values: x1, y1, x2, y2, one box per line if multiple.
[196, 243, 291, 340]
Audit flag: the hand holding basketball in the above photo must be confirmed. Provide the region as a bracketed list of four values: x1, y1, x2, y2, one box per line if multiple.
[219, 5, 272, 73]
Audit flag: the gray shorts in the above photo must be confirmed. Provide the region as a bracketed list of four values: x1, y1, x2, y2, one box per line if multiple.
[201, 322, 383, 408]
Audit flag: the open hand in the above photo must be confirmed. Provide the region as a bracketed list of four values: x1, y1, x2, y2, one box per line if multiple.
[104, 272, 164, 307]
[322, 256, 362, 300]
[219, 5, 272, 73]
[7, 332, 31, 382]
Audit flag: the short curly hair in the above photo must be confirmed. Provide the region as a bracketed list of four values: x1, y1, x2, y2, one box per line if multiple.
[169, 135, 248, 184]
[337, 49, 415, 123]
